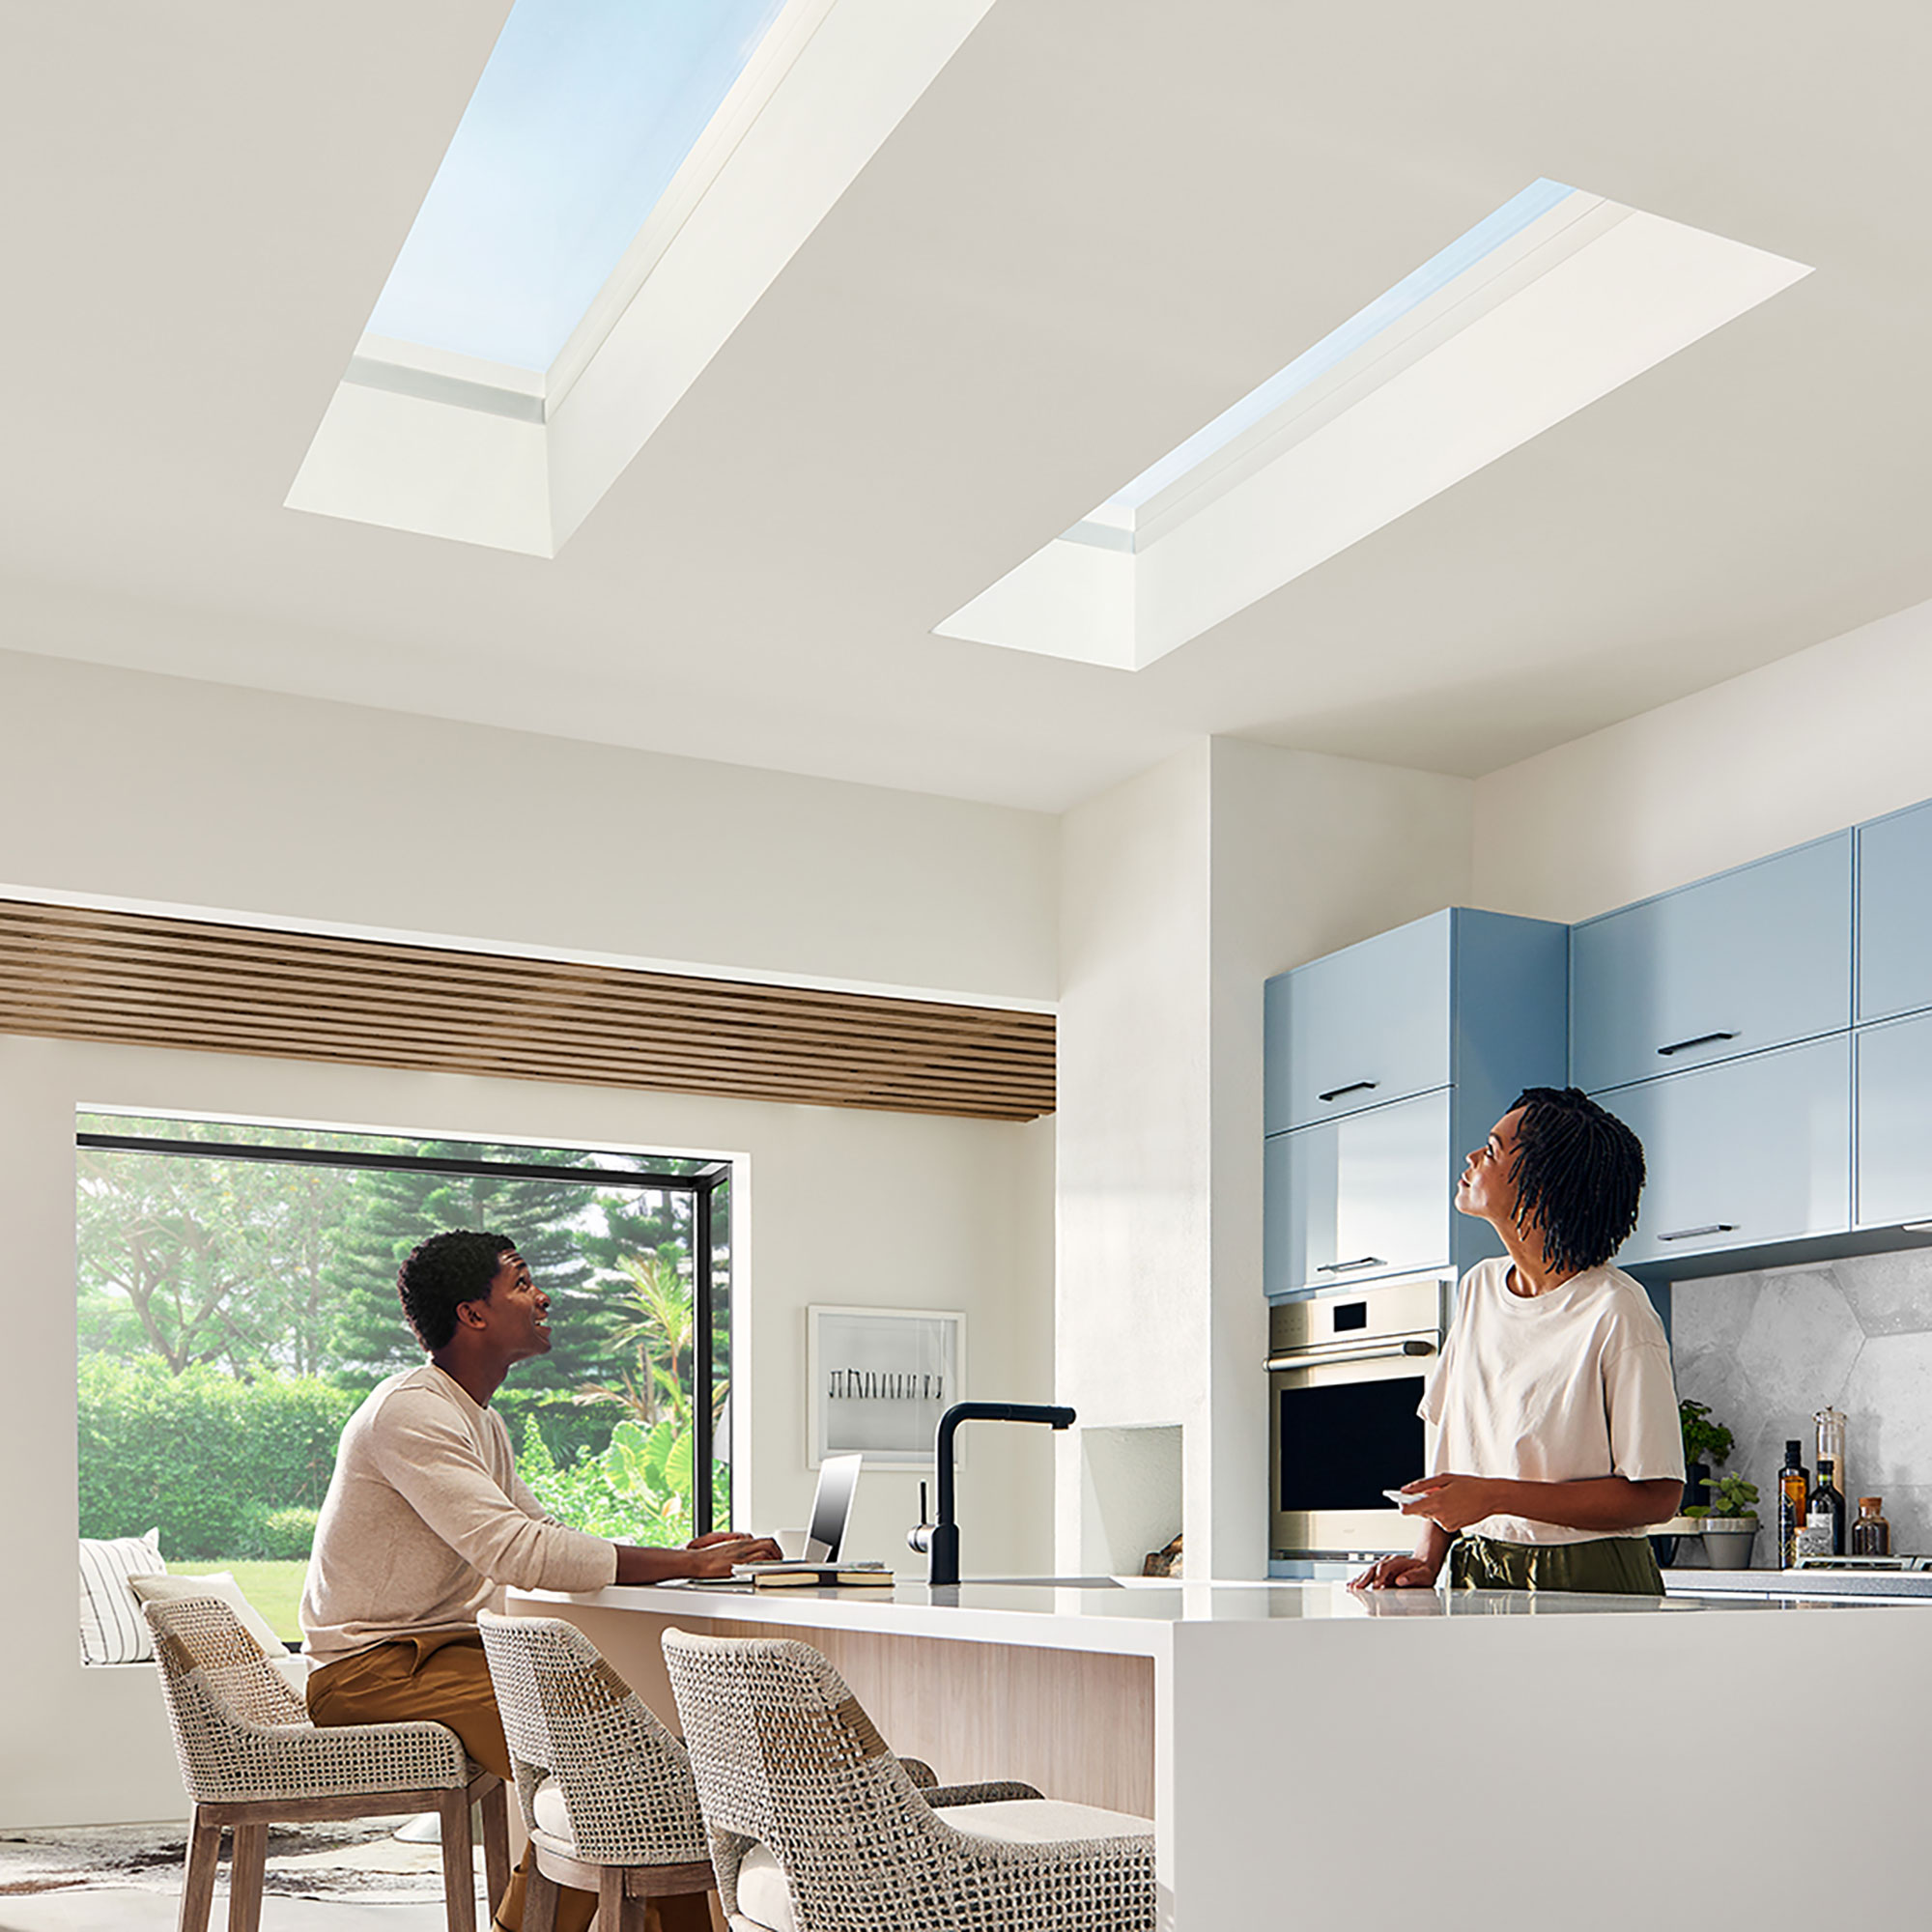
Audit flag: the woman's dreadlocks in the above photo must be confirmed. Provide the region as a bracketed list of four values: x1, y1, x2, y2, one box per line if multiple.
[1505, 1086, 1645, 1274]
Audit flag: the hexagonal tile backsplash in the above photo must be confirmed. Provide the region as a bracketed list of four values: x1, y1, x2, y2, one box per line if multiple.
[1671, 1249, 1932, 1562]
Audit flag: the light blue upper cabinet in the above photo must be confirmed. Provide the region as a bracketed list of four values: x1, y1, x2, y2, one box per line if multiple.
[1263, 909, 1568, 1295]
[1857, 799, 1932, 1024]
[1265, 915, 1451, 1132]
[1570, 834, 1853, 1094]
[1599, 1036, 1852, 1270]
[1265, 1090, 1454, 1293]
[1264, 908, 1567, 1135]
[1856, 1011, 1932, 1227]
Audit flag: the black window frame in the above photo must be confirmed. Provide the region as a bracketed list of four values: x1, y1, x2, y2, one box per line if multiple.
[75, 1129, 731, 1534]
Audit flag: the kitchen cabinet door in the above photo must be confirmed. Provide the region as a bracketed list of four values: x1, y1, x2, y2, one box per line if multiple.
[1601, 1037, 1852, 1269]
[1570, 834, 1852, 1094]
[1265, 913, 1451, 1133]
[1264, 1090, 1453, 1295]
[1857, 799, 1932, 1023]
[1856, 1011, 1932, 1227]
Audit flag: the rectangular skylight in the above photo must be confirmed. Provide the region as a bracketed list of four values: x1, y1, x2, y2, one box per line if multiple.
[941, 182, 1811, 670]
[1093, 178, 1578, 525]
[367, 0, 788, 374]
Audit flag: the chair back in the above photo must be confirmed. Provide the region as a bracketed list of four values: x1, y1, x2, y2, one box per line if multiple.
[477, 1611, 706, 1866]
[142, 1595, 312, 1802]
[661, 1629, 937, 1931]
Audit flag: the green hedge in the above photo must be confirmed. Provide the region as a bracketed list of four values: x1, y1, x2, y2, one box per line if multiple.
[77, 1357, 356, 1558]
[76, 1355, 618, 1560]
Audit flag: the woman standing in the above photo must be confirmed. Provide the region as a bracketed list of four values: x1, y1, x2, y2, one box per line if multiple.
[1354, 1086, 1684, 1595]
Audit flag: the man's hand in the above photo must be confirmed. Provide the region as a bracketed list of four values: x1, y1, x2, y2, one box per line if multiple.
[682, 1534, 782, 1577]
[611, 1533, 783, 1584]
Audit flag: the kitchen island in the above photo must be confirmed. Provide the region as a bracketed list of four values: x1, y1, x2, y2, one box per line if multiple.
[511, 1577, 1928, 1930]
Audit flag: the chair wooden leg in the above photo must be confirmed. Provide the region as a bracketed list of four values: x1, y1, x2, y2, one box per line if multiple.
[480, 1778, 512, 1917]
[176, 1806, 222, 1932]
[226, 1822, 269, 1932]
[526, 1857, 560, 1932]
[599, 1864, 625, 1932]
[438, 1788, 479, 1932]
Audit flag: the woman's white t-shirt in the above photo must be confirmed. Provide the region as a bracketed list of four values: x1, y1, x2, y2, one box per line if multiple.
[1419, 1257, 1685, 1546]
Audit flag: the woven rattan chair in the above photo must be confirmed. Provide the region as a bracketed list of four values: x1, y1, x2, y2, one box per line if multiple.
[477, 1610, 719, 1932]
[144, 1596, 510, 1932]
[661, 1628, 1156, 1932]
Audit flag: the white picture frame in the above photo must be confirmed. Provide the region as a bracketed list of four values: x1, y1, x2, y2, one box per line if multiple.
[807, 1304, 965, 1469]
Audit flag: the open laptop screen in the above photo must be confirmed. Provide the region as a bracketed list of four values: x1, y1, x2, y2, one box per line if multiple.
[806, 1453, 864, 1560]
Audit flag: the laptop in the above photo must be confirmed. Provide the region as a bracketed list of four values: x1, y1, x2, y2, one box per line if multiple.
[731, 1453, 880, 1575]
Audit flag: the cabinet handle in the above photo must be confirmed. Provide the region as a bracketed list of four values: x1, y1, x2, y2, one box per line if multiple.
[1657, 1224, 1738, 1242]
[1656, 1031, 1739, 1058]
[1318, 1256, 1387, 1272]
[1317, 1080, 1379, 1102]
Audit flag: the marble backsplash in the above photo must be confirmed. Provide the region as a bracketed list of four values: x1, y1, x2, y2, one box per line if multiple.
[1669, 1248, 1932, 1562]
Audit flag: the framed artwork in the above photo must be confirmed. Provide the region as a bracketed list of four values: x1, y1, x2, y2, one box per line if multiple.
[807, 1304, 965, 1469]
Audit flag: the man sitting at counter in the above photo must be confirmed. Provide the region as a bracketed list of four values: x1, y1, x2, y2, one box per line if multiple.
[299, 1229, 779, 1932]
[1357, 1087, 1685, 1595]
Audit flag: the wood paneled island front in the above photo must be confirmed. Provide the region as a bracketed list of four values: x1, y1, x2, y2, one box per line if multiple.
[511, 1577, 1932, 1931]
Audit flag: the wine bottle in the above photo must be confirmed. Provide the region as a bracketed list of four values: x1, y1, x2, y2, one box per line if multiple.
[1799, 1456, 1846, 1559]
[1777, 1440, 1808, 1569]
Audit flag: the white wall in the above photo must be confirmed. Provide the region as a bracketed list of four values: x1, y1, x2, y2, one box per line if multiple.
[1055, 739, 1471, 1578]
[0, 651, 1059, 1827]
[1470, 591, 1932, 923]
[1, 1034, 1053, 1828]
[0, 647, 1057, 1004]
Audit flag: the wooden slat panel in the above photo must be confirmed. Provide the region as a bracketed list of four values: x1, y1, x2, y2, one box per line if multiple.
[0, 900, 1056, 1122]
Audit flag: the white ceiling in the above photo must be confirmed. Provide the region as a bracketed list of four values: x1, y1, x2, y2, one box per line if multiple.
[5, 2, 1931, 813]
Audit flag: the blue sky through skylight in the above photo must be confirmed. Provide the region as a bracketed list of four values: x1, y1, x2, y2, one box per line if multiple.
[1102, 178, 1577, 514]
[368, 0, 788, 372]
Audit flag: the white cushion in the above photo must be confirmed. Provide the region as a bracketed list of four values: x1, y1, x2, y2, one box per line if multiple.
[932, 1798, 1154, 1846]
[126, 1570, 309, 1691]
[734, 1843, 794, 1932]
[531, 1776, 573, 1845]
[78, 1527, 161, 1665]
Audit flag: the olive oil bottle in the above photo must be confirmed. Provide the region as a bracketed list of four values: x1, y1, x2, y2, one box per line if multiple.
[1777, 1440, 1808, 1569]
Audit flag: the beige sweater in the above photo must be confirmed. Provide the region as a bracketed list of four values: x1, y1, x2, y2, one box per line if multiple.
[299, 1363, 617, 1667]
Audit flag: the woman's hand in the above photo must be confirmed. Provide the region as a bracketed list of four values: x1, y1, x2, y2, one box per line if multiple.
[1350, 1551, 1439, 1590]
[1394, 1473, 1499, 1534]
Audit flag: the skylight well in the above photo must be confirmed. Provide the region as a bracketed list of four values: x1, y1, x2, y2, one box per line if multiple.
[937, 181, 1812, 671]
[367, 0, 786, 378]
[287, 0, 997, 556]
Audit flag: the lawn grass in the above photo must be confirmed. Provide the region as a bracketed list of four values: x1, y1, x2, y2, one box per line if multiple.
[171, 1558, 309, 1643]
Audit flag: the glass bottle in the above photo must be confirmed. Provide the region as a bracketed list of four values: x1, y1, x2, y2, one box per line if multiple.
[1851, 1496, 1891, 1558]
[1798, 1457, 1846, 1559]
[1777, 1440, 1808, 1569]
[1814, 1406, 1847, 1507]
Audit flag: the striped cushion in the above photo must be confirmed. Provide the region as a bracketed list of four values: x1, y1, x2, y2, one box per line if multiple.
[79, 1527, 162, 1665]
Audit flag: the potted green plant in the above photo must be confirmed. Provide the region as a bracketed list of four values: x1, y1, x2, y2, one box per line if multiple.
[1679, 1398, 1734, 1512]
[1684, 1473, 1760, 1569]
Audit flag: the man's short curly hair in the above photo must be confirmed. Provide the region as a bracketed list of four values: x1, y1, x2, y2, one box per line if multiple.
[1506, 1087, 1646, 1274]
[397, 1230, 516, 1350]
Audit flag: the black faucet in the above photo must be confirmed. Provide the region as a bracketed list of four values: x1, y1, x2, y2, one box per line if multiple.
[907, 1400, 1076, 1586]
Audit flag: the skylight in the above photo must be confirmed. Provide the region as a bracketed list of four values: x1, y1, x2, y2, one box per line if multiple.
[367, 0, 788, 373]
[1094, 178, 1577, 522]
[938, 181, 1811, 670]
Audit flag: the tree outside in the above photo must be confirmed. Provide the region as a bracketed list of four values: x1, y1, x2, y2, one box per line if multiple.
[75, 1117, 731, 1639]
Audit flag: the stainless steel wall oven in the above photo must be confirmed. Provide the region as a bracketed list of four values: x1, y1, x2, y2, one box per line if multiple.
[1268, 1275, 1448, 1561]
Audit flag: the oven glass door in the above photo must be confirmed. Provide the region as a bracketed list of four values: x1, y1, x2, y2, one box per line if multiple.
[1270, 1351, 1431, 1556]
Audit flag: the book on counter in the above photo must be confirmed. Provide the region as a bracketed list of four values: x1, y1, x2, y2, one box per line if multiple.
[734, 1561, 895, 1589]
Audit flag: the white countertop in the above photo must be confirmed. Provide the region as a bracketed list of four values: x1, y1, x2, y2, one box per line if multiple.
[519, 1573, 1888, 1658]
